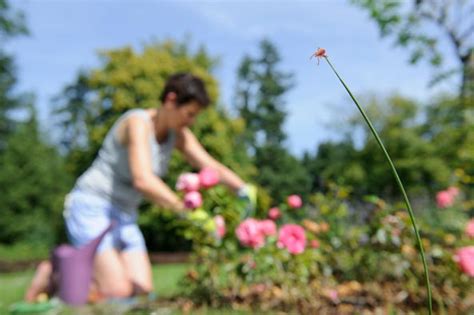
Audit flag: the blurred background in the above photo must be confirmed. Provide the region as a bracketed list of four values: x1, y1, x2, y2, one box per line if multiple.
[0, 0, 472, 312]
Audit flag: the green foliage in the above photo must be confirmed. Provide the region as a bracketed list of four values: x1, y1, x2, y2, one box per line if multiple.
[254, 144, 311, 202]
[0, 1, 72, 247]
[234, 39, 310, 202]
[235, 39, 292, 148]
[307, 94, 452, 198]
[422, 95, 474, 177]
[303, 140, 364, 191]
[0, 109, 72, 246]
[0, 0, 28, 146]
[351, 0, 473, 97]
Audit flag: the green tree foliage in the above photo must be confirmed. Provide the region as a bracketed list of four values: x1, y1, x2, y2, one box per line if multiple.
[422, 94, 473, 179]
[0, 1, 79, 247]
[306, 95, 452, 198]
[349, 0, 473, 198]
[235, 39, 310, 202]
[352, 0, 473, 99]
[235, 40, 291, 149]
[0, 0, 28, 147]
[303, 140, 365, 192]
[0, 107, 72, 246]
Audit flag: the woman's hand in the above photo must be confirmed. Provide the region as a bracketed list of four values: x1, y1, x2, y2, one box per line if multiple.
[237, 184, 257, 218]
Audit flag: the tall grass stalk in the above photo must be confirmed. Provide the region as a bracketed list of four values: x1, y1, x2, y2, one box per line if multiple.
[316, 50, 432, 314]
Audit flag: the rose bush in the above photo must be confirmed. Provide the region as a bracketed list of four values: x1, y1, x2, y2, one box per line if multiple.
[174, 172, 473, 314]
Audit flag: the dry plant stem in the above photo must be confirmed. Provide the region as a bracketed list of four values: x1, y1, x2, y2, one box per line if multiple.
[322, 56, 433, 315]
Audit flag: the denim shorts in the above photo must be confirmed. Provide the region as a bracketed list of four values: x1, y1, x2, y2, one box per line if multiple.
[63, 189, 147, 253]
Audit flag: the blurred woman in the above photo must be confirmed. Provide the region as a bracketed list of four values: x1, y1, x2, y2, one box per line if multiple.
[25, 73, 251, 301]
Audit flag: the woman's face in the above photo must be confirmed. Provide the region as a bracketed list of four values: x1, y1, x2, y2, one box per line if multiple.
[170, 101, 202, 129]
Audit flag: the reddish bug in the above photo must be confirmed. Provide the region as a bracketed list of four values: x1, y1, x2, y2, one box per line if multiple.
[310, 48, 327, 64]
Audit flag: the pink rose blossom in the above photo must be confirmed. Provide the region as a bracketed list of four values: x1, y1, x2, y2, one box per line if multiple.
[310, 239, 320, 249]
[214, 215, 226, 238]
[465, 219, 474, 238]
[277, 224, 307, 255]
[176, 173, 200, 192]
[287, 195, 303, 209]
[259, 219, 277, 236]
[454, 246, 474, 277]
[326, 289, 339, 303]
[447, 186, 460, 198]
[436, 190, 454, 208]
[268, 207, 281, 220]
[199, 167, 220, 189]
[184, 191, 202, 209]
[236, 219, 265, 249]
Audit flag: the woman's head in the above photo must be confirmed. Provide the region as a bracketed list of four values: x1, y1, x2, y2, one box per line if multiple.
[160, 73, 210, 108]
[160, 73, 210, 128]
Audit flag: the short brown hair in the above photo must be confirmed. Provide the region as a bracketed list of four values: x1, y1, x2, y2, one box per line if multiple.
[160, 73, 210, 108]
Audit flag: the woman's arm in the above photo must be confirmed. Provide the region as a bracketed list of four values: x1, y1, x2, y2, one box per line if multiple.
[176, 127, 245, 191]
[125, 115, 185, 212]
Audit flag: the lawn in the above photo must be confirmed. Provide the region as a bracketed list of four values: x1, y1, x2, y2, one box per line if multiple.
[0, 264, 190, 314]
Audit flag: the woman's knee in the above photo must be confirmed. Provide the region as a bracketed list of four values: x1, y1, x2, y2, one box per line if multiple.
[132, 281, 153, 295]
[101, 280, 133, 298]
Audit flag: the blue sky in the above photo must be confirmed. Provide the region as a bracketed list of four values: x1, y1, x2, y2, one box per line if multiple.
[7, 0, 458, 155]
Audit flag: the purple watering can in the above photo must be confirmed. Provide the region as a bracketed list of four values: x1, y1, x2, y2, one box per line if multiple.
[51, 223, 114, 306]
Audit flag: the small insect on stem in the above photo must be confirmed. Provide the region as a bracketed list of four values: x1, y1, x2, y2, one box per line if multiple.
[310, 48, 327, 65]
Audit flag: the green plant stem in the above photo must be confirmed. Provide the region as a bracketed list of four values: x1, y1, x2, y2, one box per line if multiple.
[323, 56, 432, 315]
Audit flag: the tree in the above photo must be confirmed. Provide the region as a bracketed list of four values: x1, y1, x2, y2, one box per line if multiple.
[0, 106, 72, 246]
[0, 0, 28, 147]
[235, 39, 292, 150]
[303, 140, 365, 193]
[307, 95, 452, 198]
[235, 39, 310, 202]
[421, 94, 473, 178]
[352, 0, 473, 99]
[0, 1, 80, 247]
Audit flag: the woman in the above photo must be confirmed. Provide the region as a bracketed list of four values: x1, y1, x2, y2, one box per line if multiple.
[25, 73, 251, 301]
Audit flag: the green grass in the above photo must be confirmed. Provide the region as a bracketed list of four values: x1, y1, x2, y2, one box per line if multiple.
[152, 263, 188, 297]
[0, 269, 35, 312]
[0, 264, 189, 314]
[0, 263, 259, 314]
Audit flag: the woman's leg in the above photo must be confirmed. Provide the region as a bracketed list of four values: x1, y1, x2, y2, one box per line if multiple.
[118, 223, 153, 295]
[93, 249, 133, 298]
[24, 260, 53, 302]
[120, 250, 153, 295]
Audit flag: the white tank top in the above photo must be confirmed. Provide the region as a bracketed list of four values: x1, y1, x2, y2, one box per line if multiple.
[74, 109, 176, 212]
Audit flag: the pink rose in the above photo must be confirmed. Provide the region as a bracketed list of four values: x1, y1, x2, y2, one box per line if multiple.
[235, 218, 265, 249]
[214, 215, 226, 238]
[176, 173, 200, 192]
[287, 195, 303, 209]
[447, 186, 460, 198]
[199, 167, 220, 189]
[277, 224, 306, 255]
[454, 246, 474, 277]
[436, 190, 454, 208]
[465, 219, 474, 238]
[310, 239, 320, 249]
[326, 289, 339, 303]
[184, 191, 202, 209]
[259, 219, 277, 236]
[268, 207, 281, 220]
